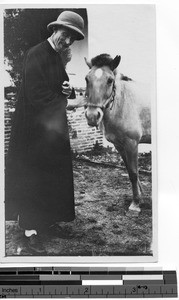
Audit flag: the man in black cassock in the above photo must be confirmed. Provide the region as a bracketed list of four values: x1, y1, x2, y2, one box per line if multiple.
[5, 11, 86, 254]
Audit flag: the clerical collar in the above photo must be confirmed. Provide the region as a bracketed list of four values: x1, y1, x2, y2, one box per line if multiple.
[47, 37, 57, 52]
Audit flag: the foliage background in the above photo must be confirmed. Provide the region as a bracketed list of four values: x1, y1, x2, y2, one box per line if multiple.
[4, 8, 88, 90]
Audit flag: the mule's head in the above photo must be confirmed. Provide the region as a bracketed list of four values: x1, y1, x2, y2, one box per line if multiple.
[84, 54, 121, 127]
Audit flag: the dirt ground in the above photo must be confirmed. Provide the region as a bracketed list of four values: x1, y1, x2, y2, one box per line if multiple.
[5, 149, 152, 257]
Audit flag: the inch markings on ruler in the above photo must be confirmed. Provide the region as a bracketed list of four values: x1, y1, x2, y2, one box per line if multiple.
[0, 268, 178, 298]
[0, 284, 178, 298]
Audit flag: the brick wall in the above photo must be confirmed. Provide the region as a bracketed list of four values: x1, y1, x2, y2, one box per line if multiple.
[67, 107, 103, 153]
[4, 93, 103, 155]
[4, 98, 15, 154]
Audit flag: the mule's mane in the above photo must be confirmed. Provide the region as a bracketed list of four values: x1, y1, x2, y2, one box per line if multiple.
[91, 54, 114, 68]
[91, 54, 133, 81]
[120, 74, 133, 82]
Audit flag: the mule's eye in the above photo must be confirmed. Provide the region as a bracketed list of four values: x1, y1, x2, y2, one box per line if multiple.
[85, 77, 89, 84]
[107, 78, 113, 85]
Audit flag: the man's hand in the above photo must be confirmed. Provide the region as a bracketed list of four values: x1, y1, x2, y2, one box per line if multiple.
[62, 81, 72, 98]
[76, 95, 87, 107]
[67, 96, 87, 110]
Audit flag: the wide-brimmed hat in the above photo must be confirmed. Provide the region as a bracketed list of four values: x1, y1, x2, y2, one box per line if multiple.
[47, 11, 84, 40]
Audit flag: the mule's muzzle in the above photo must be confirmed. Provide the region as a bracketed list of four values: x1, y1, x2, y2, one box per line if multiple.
[85, 107, 104, 127]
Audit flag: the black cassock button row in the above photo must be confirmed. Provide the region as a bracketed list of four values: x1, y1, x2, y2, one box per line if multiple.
[0, 267, 177, 298]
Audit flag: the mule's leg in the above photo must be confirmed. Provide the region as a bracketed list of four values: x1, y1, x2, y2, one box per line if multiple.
[116, 138, 142, 212]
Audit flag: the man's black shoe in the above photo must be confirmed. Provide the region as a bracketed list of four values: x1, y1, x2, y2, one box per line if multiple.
[26, 234, 46, 254]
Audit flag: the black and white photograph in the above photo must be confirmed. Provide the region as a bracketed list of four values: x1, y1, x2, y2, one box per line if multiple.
[2, 4, 157, 262]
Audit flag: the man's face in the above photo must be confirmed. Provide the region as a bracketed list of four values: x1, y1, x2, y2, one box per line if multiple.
[53, 27, 77, 52]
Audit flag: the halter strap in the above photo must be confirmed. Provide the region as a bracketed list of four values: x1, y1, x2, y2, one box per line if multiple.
[86, 84, 116, 111]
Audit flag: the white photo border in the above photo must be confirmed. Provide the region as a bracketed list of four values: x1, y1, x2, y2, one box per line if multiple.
[0, 2, 157, 264]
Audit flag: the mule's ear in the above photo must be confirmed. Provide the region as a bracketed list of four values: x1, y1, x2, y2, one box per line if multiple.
[84, 57, 92, 69]
[111, 55, 121, 71]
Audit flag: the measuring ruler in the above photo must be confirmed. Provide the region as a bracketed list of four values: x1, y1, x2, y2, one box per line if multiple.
[0, 267, 177, 298]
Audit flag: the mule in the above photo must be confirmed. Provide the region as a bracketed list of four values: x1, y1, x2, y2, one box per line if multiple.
[84, 54, 151, 212]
